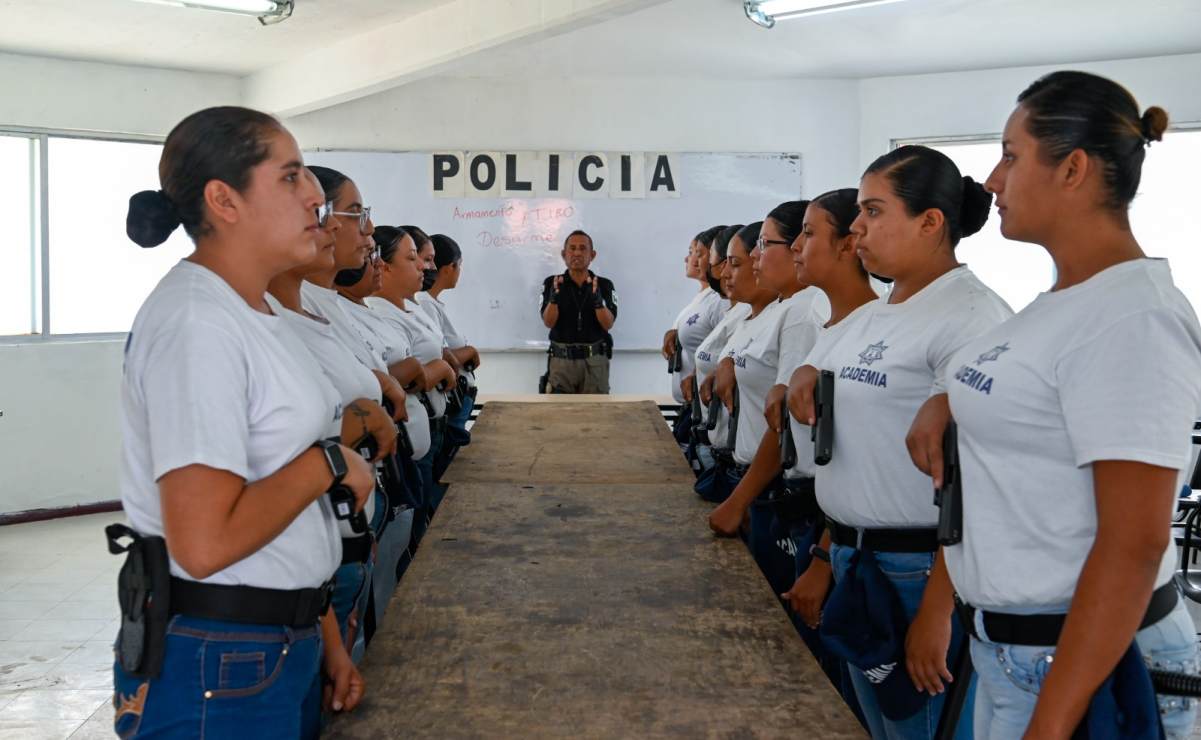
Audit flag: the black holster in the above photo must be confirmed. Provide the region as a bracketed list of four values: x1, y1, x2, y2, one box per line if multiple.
[106, 524, 171, 679]
[769, 477, 821, 525]
[935, 421, 963, 545]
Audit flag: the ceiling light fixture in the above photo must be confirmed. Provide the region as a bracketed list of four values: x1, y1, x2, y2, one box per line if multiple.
[744, 0, 906, 28]
[134, 0, 294, 25]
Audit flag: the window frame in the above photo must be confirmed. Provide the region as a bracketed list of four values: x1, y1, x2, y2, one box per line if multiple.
[0, 125, 165, 345]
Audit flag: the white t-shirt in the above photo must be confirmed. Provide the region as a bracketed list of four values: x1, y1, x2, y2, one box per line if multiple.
[365, 296, 449, 420]
[414, 291, 478, 390]
[301, 281, 384, 370]
[337, 298, 432, 460]
[812, 267, 1013, 528]
[695, 302, 751, 448]
[944, 259, 1201, 610]
[266, 295, 384, 534]
[671, 287, 727, 404]
[731, 289, 830, 467]
[120, 261, 341, 589]
[783, 301, 872, 480]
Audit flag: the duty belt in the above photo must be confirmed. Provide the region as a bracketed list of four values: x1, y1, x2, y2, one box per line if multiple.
[549, 340, 609, 360]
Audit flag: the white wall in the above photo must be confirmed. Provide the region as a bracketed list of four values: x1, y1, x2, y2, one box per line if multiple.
[858, 52, 1201, 170]
[0, 53, 241, 136]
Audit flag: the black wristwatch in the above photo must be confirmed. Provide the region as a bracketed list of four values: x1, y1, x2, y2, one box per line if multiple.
[312, 439, 348, 489]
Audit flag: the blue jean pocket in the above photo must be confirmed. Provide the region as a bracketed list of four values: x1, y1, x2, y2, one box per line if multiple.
[874, 551, 933, 581]
[218, 651, 266, 691]
[994, 643, 1055, 696]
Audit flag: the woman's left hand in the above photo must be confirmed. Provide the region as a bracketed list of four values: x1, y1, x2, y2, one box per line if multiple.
[708, 495, 745, 537]
[905, 603, 954, 696]
[322, 640, 366, 712]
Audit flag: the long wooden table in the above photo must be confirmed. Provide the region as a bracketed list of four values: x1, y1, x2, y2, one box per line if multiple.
[329, 401, 862, 738]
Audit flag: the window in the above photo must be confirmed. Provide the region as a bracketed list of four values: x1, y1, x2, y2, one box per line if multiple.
[0, 135, 37, 335]
[47, 138, 190, 335]
[929, 129, 1201, 312]
[0, 132, 190, 338]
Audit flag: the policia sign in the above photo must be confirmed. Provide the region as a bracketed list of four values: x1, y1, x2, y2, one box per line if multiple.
[429, 152, 680, 199]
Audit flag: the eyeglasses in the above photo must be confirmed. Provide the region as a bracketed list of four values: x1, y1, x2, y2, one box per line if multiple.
[332, 206, 373, 235]
[315, 201, 334, 227]
[368, 247, 381, 262]
[755, 236, 791, 250]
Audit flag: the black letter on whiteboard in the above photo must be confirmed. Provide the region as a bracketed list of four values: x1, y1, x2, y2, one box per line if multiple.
[579, 155, 605, 192]
[620, 155, 632, 192]
[504, 154, 532, 192]
[649, 155, 676, 193]
[548, 154, 560, 191]
[469, 154, 497, 191]
[433, 154, 460, 192]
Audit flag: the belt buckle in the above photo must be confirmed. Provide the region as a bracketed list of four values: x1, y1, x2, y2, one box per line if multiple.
[585, 344, 594, 358]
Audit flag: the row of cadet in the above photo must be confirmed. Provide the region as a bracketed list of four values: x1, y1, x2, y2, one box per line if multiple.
[111, 116, 482, 738]
[661, 70, 1201, 740]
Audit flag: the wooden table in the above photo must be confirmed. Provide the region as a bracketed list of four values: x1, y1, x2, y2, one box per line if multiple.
[328, 401, 863, 739]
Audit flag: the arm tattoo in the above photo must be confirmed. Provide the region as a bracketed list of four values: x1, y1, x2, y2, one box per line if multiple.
[346, 401, 372, 442]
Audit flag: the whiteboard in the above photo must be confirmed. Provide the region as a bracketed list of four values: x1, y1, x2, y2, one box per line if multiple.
[305, 151, 802, 351]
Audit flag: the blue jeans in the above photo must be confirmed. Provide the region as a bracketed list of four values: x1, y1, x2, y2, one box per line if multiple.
[418, 421, 447, 517]
[330, 559, 372, 663]
[112, 616, 322, 739]
[970, 596, 1198, 740]
[373, 506, 414, 631]
[830, 545, 975, 740]
[748, 495, 798, 597]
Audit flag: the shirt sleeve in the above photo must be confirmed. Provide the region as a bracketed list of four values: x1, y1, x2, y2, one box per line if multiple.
[602, 279, 618, 318]
[141, 319, 252, 482]
[1057, 309, 1201, 469]
[775, 307, 823, 385]
[929, 291, 1013, 393]
[539, 278, 553, 314]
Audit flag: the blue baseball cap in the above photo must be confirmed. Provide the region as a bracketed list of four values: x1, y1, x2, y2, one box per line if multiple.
[819, 548, 927, 721]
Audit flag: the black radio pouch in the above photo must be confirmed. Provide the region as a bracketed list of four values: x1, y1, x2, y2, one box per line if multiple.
[106, 523, 171, 679]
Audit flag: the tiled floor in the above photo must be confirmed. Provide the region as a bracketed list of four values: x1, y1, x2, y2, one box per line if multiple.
[0, 513, 121, 740]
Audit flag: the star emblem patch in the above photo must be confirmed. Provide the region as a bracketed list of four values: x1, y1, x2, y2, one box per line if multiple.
[975, 343, 1010, 366]
[858, 340, 888, 366]
[685, 313, 700, 326]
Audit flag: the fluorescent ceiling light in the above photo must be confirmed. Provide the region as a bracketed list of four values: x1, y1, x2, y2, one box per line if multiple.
[134, 0, 294, 24]
[745, 0, 906, 28]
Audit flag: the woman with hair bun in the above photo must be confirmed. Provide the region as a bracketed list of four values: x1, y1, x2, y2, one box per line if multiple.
[923, 71, 1201, 738]
[115, 107, 374, 738]
[791, 145, 1012, 739]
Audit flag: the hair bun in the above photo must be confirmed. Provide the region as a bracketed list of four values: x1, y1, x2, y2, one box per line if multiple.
[1141, 106, 1169, 143]
[958, 176, 993, 239]
[126, 190, 181, 248]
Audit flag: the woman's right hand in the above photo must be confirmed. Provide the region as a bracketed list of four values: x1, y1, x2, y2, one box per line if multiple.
[699, 374, 715, 405]
[342, 400, 398, 461]
[764, 383, 786, 433]
[429, 359, 456, 390]
[339, 444, 376, 513]
[681, 373, 696, 404]
[781, 558, 833, 629]
[662, 329, 678, 360]
[713, 358, 736, 413]
[786, 365, 819, 427]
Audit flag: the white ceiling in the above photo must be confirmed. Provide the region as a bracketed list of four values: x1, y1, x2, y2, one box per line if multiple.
[446, 0, 1201, 79]
[0, 0, 1198, 82]
[0, 0, 455, 74]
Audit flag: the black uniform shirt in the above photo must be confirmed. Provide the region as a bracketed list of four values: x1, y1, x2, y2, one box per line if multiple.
[539, 270, 618, 346]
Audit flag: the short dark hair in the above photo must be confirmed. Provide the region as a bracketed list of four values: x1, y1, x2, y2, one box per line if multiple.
[430, 233, 462, 268]
[400, 225, 432, 253]
[810, 188, 859, 237]
[127, 105, 281, 247]
[563, 229, 594, 249]
[695, 225, 725, 248]
[1017, 70, 1168, 211]
[307, 165, 350, 204]
[712, 224, 742, 262]
[374, 225, 406, 264]
[732, 222, 763, 256]
[863, 144, 991, 248]
[765, 200, 811, 245]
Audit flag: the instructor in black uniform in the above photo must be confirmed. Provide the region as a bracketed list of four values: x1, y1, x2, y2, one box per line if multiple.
[539, 230, 618, 394]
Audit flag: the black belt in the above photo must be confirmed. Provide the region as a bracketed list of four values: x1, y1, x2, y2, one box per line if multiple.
[828, 520, 940, 553]
[169, 577, 333, 628]
[549, 340, 609, 360]
[959, 581, 1179, 647]
[340, 535, 372, 566]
